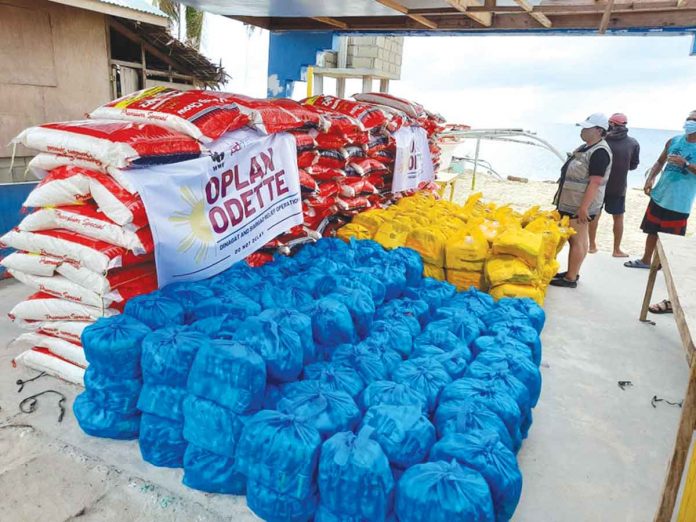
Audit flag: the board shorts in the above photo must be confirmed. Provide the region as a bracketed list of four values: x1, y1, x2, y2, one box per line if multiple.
[640, 199, 689, 236]
[558, 210, 597, 222]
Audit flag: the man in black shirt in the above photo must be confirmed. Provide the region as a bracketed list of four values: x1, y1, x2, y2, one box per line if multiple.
[588, 113, 640, 257]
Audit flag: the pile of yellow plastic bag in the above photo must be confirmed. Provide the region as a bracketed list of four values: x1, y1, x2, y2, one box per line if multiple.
[337, 193, 574, 305]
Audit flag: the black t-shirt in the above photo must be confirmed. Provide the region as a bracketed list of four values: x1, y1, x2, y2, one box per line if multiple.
[561, 145, 611, 178]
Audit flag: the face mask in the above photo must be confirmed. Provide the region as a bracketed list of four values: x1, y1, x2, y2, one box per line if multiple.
[684, 120, 696, 135]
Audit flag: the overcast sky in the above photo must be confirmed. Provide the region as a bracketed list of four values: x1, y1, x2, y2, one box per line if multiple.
[201, 15, 696, 131]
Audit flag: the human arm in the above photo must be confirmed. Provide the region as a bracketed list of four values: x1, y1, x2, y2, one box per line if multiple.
[577, 176, 603, 223]
[645, 139, 672, 195]
[665, 154, 696, 175]
[629, 141, 640, 171]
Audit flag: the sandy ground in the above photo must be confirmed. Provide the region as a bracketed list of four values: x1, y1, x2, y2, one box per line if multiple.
[445, 173, 695, 259]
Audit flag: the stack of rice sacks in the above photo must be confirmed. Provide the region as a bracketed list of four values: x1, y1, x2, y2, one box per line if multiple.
[73, 236, 545, 522]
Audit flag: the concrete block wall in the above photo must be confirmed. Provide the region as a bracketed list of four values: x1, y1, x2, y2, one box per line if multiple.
[346, 36, 403, 78]
[0, 157, 36, 184]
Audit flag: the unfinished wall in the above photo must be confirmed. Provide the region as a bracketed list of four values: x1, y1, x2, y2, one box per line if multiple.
[0, 0, 111, 180]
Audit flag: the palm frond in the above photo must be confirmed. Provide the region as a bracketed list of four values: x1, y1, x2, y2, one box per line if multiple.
[155, 0, 179, 22]
[185, 6, 204, 50]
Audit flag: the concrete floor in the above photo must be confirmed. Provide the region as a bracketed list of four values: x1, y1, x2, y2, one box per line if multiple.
[0, 249, 689, 522]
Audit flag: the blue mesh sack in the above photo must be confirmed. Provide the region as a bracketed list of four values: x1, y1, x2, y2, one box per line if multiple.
[391, 358, 452, 414]
[82, 314, 151, 379]
[356, 263, 406, 302]
[161, 282, 215, 323]
[375, 305, 421, 337]
[495, 324, 542, 366]
[440, 378, 522, 450]
[350, 238, 387, 264]
[403, 277, 456, 314]
[414, 327, 472, 360]
[425, 317, 481, 346]
[236, 410, 322, 498]
[139, 413, 186, 468]
[263, 383, 283, 410]
[434, 398, 514, 450]
[187, 339, 266, 414]
[356, 338, 402, 375]
[326, 287, 375, 339]
[395, 460, 494, 522]
[287, 270, 330, 298]
[278, 381, 361, 438]
[332, 344, 394, 383]
[137, 383, 187, 422]
[183, 443, 246, 494]
[141, 327, 207, 387]
[475, 349, 542, 408]
[481, 305, 532, 331]
[312, 298, 357, 347]
[212, 262, 262, 290]
[247, 480, 318, 522]
[193, 291, 262, 321]
[303, 361, 365, 398]
[235, 316, 303, 383]
[318, 428, 395, 520]
[188, 314, 237, 338]
[379, 298, 430, 328]
[83, 365, 141, 415]
[412, 344, 469, 380]
[498, 297, 545, 334]
[124, 293, 185, 330]
[472, 335, 534, 364]
[73, 392, 140, 440]
[430, 432, 522, 522]
[361, 405, 435, 469]
[261, 285, 314, 310]
[369, 320, 413, 359]
[259, 308, 316, 365]
[390, 247, 424, 287]
[351, 271, 387, 306]
[450, 288, 496, 317]
[182, 395, 246, 458]
[361, 380, 428, 414]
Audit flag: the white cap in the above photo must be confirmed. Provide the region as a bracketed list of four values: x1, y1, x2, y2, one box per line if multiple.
[577, 113, 609, 130]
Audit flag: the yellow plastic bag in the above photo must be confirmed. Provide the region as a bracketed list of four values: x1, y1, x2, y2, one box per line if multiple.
[445, 227, 489, 268]
[337, 223, 372, 243]
[492, 228, 544, 268]
[406, 227, 449, 267]
[526, 217, 561, 263]
[352, 210, 386, 236]
[374, 220, 413, 250]
[485, 255, 537, 286]
[490, 283, 545, 306]
[539, 259, 560, 285]
[446, 268, 486, 291]
[423, 263, 446, 281]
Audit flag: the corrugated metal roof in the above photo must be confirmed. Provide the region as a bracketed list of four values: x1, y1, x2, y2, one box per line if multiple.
[96, 0, 167, 18]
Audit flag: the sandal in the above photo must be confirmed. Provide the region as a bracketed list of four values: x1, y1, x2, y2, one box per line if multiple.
[624, 259, 651, 269]
[554, 271, 579, 281]
[550, 277, 578, 288]
[649, 299, 673, 314]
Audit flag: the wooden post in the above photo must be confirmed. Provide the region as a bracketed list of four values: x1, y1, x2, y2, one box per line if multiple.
[362, 75, 373, 93]
[313, 74, 324, 95]
[336, 78, 346, 98]
[140, 43, 146, 89]
[379, 78, 390, 92]
[640, 247, 661, 322]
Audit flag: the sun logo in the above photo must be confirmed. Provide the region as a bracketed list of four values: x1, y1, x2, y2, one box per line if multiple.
[169, 186, 214, 264]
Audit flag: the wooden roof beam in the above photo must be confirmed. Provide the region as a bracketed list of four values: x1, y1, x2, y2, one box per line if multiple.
[513, 0, 553, 27]
[312, 17, 349, 29]
[446, 0, 494, 27]
[598, 0, 616, 33]
[375, 0, 439, 28]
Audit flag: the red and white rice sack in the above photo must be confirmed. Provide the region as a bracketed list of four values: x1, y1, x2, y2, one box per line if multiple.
[32, 321, 88, 344]
[9, 292, 119, 323]
[13, 349, 85, 385]
[11, 332, 86, 367]
[0, 228, 153, 273]
[303, 95, 388, 131]
[13, 120, 202, 170]
[223, 94, 326, 135]
[89, 87, 251, 143]
[352, 92, 427, 120]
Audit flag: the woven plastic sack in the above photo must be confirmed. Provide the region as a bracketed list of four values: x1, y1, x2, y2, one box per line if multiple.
[160, 282, 215, 323]
[124, 294, 184, 331]
[430, 432, 522, 522]
[137, 383, 187, 422]
[404, 278, 456, 315]
[361, 380, 428, 414]
[83, 366, 141, 415]
[278, 381, 361, 438]
[415, 324, 473, 358]
[325, 287, 375, 339]
[187, 339, 266, 414]
[450, 287, 495, 317]
[183, 443, 246, 494]
[475, 348, 542, 407]
[259, 308, 316, 365]
[182, 395, 247, 458]
[434, 398, 514, 450]
[318, 427, 395, 520]
[498, 297, 545, 333]
[236, 410, 322, 498]
[396, 460, 494, 522]
[311, 298, 356, 347]
[141, 327, 207, 387]
[235, 317, 303, 383]
[360, 405, 435, 469]
[495, 324, 542, 366]
[303, 361, 365, 398]
[193, 292, 262, 321]
[247, 479, 318, 522]
[82, 314, 151, 379]
[412, 344, 469, 379]
[139, 413, 186, 468]
[492, 228, 543, 269]
[392, 357, 451, 413]
[486, 256, 537, 286]
[231, 94, 325, 134]
[445, 228, 490, 268]
[440, 378, 522, 449]
[490, 283, 544, 306]
[73, 392, 140, 440]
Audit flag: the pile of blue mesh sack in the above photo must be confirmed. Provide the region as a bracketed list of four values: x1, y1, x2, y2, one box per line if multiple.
[74, 237, 544, 522]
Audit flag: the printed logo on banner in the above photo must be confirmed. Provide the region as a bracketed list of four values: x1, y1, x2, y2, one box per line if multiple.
[392, 126, 434, 193]
[122, 130, 302, 287]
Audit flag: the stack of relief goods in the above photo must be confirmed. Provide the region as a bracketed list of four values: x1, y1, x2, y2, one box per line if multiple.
[338, 193, 574, 305]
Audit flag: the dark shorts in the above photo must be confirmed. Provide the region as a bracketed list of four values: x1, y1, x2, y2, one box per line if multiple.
[604, 195, 626, 215]
[558, 211, 597, 222]
[640, 199, 689, 236]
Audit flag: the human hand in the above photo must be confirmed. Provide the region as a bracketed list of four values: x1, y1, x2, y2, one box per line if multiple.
[577, 206, 590, 224]
[667, 154, 687, 168]
[644, 179, 654, 196]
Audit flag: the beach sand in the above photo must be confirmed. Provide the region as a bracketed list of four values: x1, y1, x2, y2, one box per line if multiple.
[444, 173, 695, 258]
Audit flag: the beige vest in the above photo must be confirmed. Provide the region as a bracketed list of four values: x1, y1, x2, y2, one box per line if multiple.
[555, 140, 612, 216]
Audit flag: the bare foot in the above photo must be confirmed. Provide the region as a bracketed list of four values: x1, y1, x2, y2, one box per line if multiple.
[589, 246, 598, 254]
[613, 251, 629, 258]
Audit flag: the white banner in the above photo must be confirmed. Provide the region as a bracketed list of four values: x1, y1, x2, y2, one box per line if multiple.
[392, 126, 435, 193]
[122, 129, 302, 287]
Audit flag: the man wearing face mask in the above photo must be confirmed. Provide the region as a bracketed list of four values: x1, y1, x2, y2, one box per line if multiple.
[625, 110, 696, 313]
[551, 113, 613, 288]
[588, 113, 640, 257]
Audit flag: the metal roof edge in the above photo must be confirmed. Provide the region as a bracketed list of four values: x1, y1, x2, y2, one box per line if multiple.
[47, 0, 168, 27]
